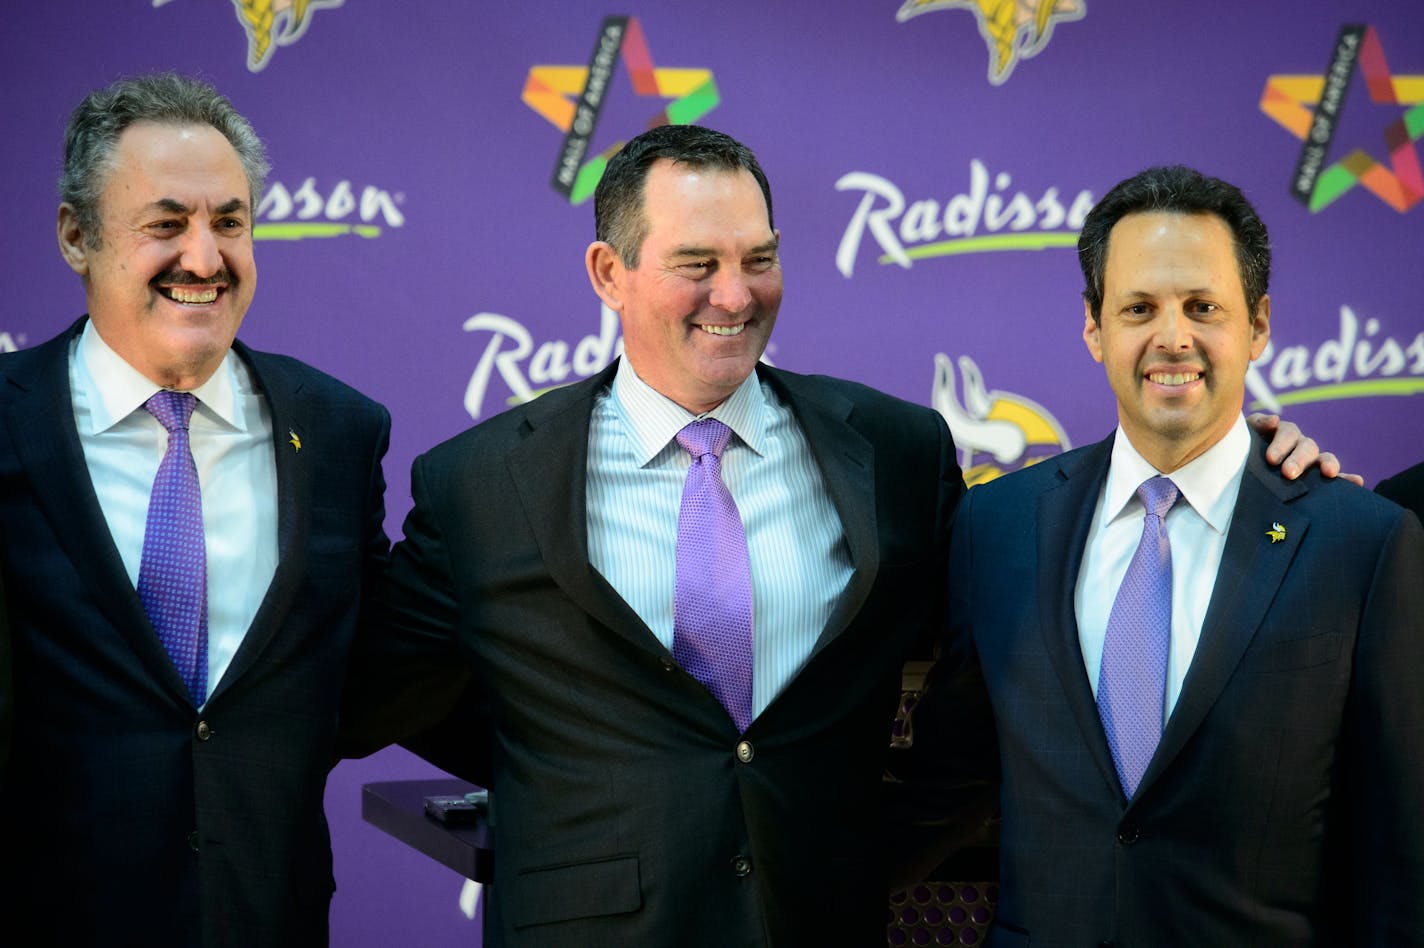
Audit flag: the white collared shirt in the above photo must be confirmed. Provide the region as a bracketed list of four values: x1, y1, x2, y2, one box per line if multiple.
[69, 320, 278, 706]
[1074, 416, 1251, 723]
[586, 357, 853, 721]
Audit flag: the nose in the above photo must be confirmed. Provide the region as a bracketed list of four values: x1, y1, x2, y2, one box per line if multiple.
[708, 268, 752, 314]
[1156, 306, 1193, 350]
[178, 224, 223, 278]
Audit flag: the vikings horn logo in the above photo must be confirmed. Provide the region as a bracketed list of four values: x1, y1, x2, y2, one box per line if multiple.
[154, 0, 345, 71]
[896, 0, 1086, 85]
[932, 353, 1070, 486]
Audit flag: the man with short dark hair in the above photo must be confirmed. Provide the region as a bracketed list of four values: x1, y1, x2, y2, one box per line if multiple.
[907, 165, 1424, 944]
[0, 72, 390, 946]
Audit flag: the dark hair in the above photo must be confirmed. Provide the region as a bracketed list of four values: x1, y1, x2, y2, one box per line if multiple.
[61, 72, 269, 249]
[1078, 165, 1270, 323]
[593, 124, 774, 267]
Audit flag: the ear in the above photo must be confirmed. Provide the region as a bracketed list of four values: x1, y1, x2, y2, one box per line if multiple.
[1249, 294, 1271, 361]
[1082, 300, 1103, 363]
[585, 241, 627, 312]
[57, 203, 91, 276]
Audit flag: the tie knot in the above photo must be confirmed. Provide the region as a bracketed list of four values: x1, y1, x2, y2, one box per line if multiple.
[676, 418, 732, 461]
[1137, 476, 1179, 519]
[144, 390, 197, 433]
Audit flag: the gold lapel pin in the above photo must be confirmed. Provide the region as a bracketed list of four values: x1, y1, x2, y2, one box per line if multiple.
[289, 429, 302, 452]
[1266, 521, 1286, 543]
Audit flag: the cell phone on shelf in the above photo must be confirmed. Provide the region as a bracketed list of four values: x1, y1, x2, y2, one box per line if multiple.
[423, 790, 488, 825]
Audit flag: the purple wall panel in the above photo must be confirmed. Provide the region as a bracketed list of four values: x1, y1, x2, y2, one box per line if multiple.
[4, 2, 1421, 943]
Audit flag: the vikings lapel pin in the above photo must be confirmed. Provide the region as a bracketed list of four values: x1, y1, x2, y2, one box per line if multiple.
[289, 429, 302, 452]
[1266, 521, 1286, 543]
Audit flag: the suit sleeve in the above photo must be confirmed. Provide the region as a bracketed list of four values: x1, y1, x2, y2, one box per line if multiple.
[1348, 507, 1424, 941]
[337, 450, 479, 772]
[882, 448, 1000, 888]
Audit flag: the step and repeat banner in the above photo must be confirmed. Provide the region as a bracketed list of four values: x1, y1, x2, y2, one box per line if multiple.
[4, 1, 1422, 943]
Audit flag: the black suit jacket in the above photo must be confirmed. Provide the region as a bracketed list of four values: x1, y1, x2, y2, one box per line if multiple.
[341, 359, 990, 947]
[912, 431, 1424, 946]
[0, 319, 390, 948]
[1376, 458, 1424, 525]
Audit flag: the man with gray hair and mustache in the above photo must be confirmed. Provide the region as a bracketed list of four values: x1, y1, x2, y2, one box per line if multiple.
[0, 72, 390, 946]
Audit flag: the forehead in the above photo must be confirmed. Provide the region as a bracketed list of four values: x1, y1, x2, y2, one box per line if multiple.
[1103, 211, 1241, 292]
[638, 160, 772, 249]
[101, 121, 247, 206]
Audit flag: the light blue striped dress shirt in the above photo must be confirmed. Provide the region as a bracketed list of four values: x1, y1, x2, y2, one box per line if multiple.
[587, 358, 853, 721]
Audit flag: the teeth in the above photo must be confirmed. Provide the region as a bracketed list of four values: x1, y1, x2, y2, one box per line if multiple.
[1149, 372, 1199, 385]
[166, 286, 219, 304]
[700, 324, 744, 336]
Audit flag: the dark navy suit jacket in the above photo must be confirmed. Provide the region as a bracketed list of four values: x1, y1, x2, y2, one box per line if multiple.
[0, 319, 390, 947]
[912, 430, 1424, 946]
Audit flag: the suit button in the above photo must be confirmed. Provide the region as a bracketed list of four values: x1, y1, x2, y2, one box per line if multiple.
[731, 855, 752, 877]
[1117, 823, 1140, 844]
[188, 831, 200, 852]
[195, 720, 212, 741]
[660, 658, 676, 672]
[735, 740, 754, 763]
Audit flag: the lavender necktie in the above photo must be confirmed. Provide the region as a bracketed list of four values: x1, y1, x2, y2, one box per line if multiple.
[137, 390, 208, 705]
[672, 418, 754, 732]
[1097, 475, 1178, 798]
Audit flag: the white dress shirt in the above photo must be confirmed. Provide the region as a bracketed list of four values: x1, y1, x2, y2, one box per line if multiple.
[69, 320, 278, 706]
[1075, 416, 1251, 724]
[586, 358, 853, 720]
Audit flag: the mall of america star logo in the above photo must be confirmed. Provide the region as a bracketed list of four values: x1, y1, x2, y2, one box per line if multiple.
[1261, 24, 1424, 213]
[523, 15, 719, 205]
[153, 0, 344, 72]
[896, 0, 1086, 85]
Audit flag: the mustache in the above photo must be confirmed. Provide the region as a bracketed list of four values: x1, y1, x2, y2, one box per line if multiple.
[151, 269, 234, 286]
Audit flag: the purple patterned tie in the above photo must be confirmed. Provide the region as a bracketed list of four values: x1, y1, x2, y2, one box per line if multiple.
[672, 419, 754, 732]
[137, 390, 208, 705]
[1097, 475, 1178, 798]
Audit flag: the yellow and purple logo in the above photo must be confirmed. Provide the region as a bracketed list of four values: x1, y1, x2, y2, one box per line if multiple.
[896, 0, 1086, 86]
[154, 0, 343, 72]
[932, 353, 1070, 486]
[523, 16, 720, 205]
[1261, 25, 1424, 213]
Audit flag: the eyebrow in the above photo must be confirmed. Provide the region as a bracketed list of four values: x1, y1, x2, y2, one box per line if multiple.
[147, 197, 249, 215]
[667, 236, 780, 259]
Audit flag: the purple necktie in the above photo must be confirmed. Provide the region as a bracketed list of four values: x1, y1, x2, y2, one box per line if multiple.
[672, 419, 754, 732]
[1097, 475, 1178, 798]
[137, 390, 208, 705]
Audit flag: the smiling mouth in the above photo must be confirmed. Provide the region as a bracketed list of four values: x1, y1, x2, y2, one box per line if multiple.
[1147, 370, 1201, 386]
[698, 323, 745, 336]
[162, 285, 221, 304]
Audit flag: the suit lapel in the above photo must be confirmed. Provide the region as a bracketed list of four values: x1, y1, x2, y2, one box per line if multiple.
[759, 367, 877, 657]
[213, 343, 314, 696]
[506, 362, 663, 657]
[1036, 435, 1124, 796]
[1143, 443, 1308, 788]
[2, 321, 191, 702]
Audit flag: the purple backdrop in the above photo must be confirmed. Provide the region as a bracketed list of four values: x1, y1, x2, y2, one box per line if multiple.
[4, 1, 1422, 943]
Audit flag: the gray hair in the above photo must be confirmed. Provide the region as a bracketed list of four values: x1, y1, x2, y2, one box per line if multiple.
[60, 72, 269, 248]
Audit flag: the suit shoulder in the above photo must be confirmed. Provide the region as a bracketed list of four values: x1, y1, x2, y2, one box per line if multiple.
[966, 441, 1096, 502]
[1299, 470, 1417, 527]
[416, 371, 599, 470]
[240, 346, 386, 417]
[0, 326, 80, 399]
